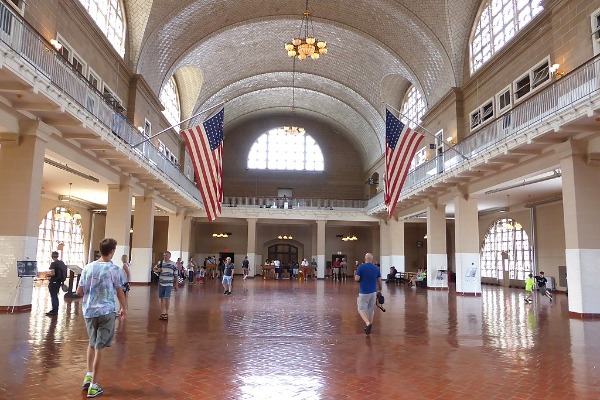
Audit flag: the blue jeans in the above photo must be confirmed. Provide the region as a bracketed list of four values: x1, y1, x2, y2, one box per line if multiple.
[48, 281, 60, 312]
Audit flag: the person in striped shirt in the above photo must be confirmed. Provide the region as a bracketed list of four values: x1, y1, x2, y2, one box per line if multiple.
[153, 251, 178, 320]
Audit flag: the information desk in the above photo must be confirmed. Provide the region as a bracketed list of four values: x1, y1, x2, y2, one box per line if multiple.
[300, 266, 315, 280]
[262, 265, 275, 280]
[205, 263, 217, 279]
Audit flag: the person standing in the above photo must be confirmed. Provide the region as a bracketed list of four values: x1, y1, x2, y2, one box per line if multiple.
[354, 253, 382, 336]
[223, 257, 234, 295]
[120, 255, 131, 297]
[536, 271, 553, 302]
[153, 251, 178, 320]
[76, 238, 127, 398]
[242, 256, 250, 280]
[332, 257, 341, 281]
[187, 257, 196, 284]
[46, 251, 66, 316]
[340, 258, 348, 281]
[525, 273, 535, 303]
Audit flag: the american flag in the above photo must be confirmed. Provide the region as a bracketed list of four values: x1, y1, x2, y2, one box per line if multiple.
[384, 109, 424, 218]
[182, 108, 225, 222]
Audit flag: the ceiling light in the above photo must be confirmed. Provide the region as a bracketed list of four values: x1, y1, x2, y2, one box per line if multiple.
[54, 183, 83, 222]
[284, 1, 327, 61]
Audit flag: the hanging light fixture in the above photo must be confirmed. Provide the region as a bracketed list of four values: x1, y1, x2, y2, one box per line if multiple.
[55, 183, 82, 220]
[284, 0, 327, 61]
[212, 233, 230, 238]
[341, 233, 358, 241]
[283, 58, 305, 136]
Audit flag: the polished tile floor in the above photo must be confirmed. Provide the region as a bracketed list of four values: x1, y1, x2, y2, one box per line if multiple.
[0, 278, 599, 400]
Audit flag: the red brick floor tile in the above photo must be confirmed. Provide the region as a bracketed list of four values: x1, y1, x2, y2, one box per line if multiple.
[1, 280, 599, 399]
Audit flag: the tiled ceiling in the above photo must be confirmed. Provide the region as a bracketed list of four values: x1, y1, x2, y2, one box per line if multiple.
[126, 0, 483, 168]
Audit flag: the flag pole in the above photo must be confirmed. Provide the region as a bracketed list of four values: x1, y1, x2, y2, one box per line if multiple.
[385, 103, 468, 161]
[131, 100, 227, 148]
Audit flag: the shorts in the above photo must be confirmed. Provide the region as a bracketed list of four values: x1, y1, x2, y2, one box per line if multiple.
[158, 285, 173, 299]
[333, 268, 340, 274]
[85, 313, 116, 349]
[357, 292, 377, 314]
[242, 268, 249, 274]
[223, 275, 233, 285]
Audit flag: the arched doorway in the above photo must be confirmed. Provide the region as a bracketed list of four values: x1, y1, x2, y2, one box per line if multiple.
[267, 243, 298, 267]
[36, 207, 85, 270]
[480, 218, 532, 281]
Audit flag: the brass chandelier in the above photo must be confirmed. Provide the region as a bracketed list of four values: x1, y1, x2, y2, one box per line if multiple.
[284, 0, 327, 60]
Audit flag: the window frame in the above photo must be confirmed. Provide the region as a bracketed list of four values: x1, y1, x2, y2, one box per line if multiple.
[495, 85, 512, 115]
[469, 0, 544, 75]
[55, 34, 87, 78]
[469, 97, 494, 132]
[102, 83, 124, 111]
[513, 56, 551, 103]
[88, 67, 102, 91]
[592, 7, 600, 56]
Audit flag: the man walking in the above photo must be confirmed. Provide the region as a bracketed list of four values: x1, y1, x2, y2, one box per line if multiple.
[76, 238, 127, 398]
[242, 256, 249, 280]
[46, 251, 67, 316]
[223, 257, 234, 295]
[536, 271, 553, 302]
[153, 251, 178, 320]
[354, 253, 382, 335]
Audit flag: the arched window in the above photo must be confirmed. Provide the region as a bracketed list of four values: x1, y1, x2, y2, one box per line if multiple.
[247, 128, 324, 171]
[37, 207, 85, 270]
[480, 218, 532, 280]
[400, 86, 427, 129]
[77, 0, 126, 57]
[470, 0, 543, 74]
[160, 76, 181, 127]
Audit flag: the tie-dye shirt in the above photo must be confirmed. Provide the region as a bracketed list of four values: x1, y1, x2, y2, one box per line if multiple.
[78, 260, 123, 318]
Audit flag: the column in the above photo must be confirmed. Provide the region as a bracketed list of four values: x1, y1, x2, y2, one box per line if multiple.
[316, 220, 326, 279]
[379, 220, 390, 279]
[559, 144, 600, 316]
[130, 194, 155, 283]
[105, 182, 132, 259]
[426, 202, 447, 288]
[389, 218, 405, 273]
[0, 133, 47, 309]
[167, 209, 191, 263]
[454, 195, 481, 294]
[247, 218, 257, 277]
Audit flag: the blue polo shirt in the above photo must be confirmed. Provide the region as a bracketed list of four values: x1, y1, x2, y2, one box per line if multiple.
[356, 263, 380, 294]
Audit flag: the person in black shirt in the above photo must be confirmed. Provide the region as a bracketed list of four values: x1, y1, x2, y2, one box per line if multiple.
[46, 251, 66, 316]
[535, 271, 553, 302]
[222, 257, 234, 295]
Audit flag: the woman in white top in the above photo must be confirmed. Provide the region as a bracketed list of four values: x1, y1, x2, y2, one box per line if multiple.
[120, 254, 131, 296]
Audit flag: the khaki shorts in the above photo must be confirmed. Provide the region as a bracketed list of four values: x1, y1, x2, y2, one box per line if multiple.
[357, 292, 377, 314]
[85, 313, 116, 349]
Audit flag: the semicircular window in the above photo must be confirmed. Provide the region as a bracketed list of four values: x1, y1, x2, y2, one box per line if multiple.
[247, 128, 324, 171]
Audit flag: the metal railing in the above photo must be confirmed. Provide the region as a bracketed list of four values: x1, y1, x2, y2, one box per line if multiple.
[0, 2, 202, 203]
[222, 196, 368, 210]
[403, 55, 600, 193]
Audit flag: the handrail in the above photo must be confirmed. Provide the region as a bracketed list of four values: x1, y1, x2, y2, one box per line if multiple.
[0, 2, 202, 203]
[222, 196, 368, 209]
[403, 55, 600, 193]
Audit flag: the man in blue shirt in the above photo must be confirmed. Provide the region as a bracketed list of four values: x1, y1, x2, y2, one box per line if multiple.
[354, 253, 382, 335]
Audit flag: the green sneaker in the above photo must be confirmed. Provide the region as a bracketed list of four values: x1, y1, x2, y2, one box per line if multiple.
[87, 384, 104, 398]
[81, 374, 93, 389]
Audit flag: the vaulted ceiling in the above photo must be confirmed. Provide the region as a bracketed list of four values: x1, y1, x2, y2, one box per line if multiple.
[124, 0, 483, 168]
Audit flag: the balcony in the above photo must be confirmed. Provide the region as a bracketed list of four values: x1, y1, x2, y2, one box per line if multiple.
[0, 3, 201, 206]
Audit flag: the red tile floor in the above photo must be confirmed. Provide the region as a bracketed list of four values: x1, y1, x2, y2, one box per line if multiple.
[1, 278, 599, 400]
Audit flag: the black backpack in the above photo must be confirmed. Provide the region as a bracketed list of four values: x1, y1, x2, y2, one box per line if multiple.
[56, 261, 67, 283]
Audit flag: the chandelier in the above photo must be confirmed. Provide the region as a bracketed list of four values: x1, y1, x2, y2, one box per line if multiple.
[284, 0, 327, 60]
[54, 183, 82, 220]
[278, 234, 293, 240]
[212, 233, 230, 238]
[342, 234, 358, 242]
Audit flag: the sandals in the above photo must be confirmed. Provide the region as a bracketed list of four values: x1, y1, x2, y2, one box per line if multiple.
[159, 314, 168, 320]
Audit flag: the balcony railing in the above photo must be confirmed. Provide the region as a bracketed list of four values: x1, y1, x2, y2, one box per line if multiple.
[0, 2, 202, 203]
[403, 55, 600, 193]
[223, 196, 368, 210]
